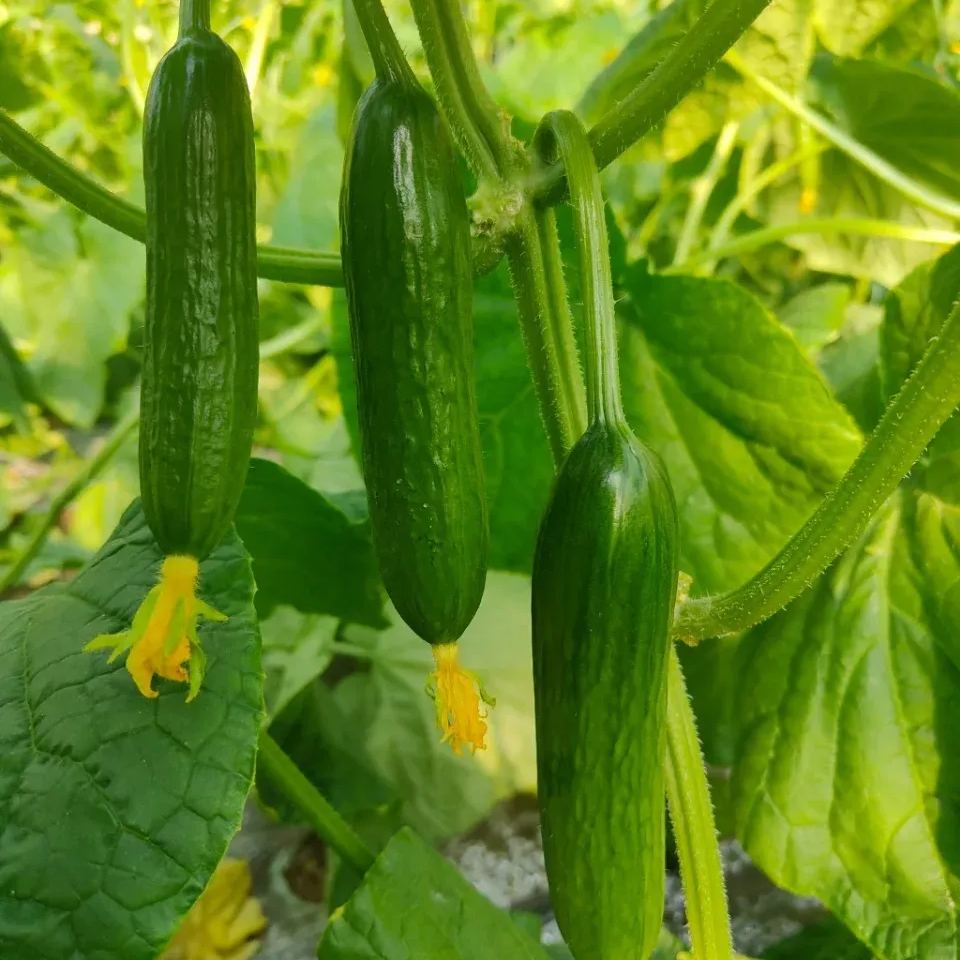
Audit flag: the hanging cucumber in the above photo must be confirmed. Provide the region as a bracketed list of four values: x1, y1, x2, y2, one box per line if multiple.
[341, 0, 490, 752]
[86, 0, 259, 702]
[531, 111, 680, 960]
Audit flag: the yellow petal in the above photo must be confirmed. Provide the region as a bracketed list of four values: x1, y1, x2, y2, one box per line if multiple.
[85, 554, 226, 701]
[429, 643, 491, 754]
[162, 858, 266, 960]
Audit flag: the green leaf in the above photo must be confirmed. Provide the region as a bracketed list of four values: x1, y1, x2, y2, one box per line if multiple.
[778, 282, 850, 355]
[1, 210, 143, 427]
[736, 0, 815, 91]
[234, 458, 385, 628]
[762, 916, 874, 959]
[259, 606, 337, 718]
[578, 0, 707, 120]
[810, 55, 960, 203]
[881, 244, 960, 504]
[318, 827, 549, 959]
[620, 269, 862, 594]
[881, 244, 960, 399]
[326, 573, 537, 841]
[814, 0, 924, 55]
[0, 501, 263, 960]
[332, 265, 554, 574]
[0, 318, 35, 430]
[732, 499, 960, 960]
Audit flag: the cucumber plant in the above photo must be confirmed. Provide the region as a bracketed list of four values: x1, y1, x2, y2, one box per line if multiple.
[0, 1, 959, 960]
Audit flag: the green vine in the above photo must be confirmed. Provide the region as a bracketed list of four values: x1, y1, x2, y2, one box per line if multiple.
[530, 0, 775, 203]
[0, 110, 345, 288]
[674, 295, 960, 643]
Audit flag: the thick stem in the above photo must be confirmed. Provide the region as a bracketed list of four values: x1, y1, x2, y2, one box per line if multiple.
[0, 408, 139, 594]
[408, 0, 514, 180]
[504, 208, 587, 462]
[257, 732, 375, 872]
[728, 51, 960, 221]
[531, 0, 774, 203]
[534, 111, 622, 425]
[0, 110, 344, 287]
[675, 296, 960, 643]
[350, 0, 417, 87]
[665, 648, 734, 960]
[178, 0, 211, 36]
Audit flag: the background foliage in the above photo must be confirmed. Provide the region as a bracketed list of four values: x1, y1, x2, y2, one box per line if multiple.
[3, 0, 960, 957]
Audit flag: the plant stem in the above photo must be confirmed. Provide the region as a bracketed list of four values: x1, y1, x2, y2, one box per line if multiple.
[673, 121, 739, 267]
[257, 732, 376, 872]
[727, 51, 960, 221]
[531, 0, 774, 203]
[668, 217, 960, 273]
[675, 296, 960, 643]
[408, 0, 514, 180]
[0, 408, 139, 594]
[178, 0, 211, 35]
[534, 111, 622, 424]
[351, 0, 417, 87]
[0, 110, 344, 287]
[665, 648, 733, 960]
[504, 208, 587, 462]
[244, 0, 278, 99]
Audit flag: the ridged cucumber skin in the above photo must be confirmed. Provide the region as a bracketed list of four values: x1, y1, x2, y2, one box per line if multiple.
[532, 420, 680, 960]
[140, 28, 259, 560]
[340, 80, 488, 645]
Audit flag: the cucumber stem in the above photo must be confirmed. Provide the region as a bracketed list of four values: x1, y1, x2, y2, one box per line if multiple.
[533, 111, 623, 426]
[257, 732, 376, 872]
[178, 0, 211, 36]
[351, 0, 417, 88]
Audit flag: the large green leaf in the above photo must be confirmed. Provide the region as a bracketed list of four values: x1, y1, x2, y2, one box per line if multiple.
[810, 55, 960, 203]
[318, 827, 549, 959]
[619, 269, 862, 594]
[234, 457, 385, 627]
[763, 917, 874, 959]
[732, 499, 960, 960]
[0, 319, 34, 430]
[0, 501, 263, 960]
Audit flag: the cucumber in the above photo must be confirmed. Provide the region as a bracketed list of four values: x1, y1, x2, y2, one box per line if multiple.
[531, 110, 680, 960]
[340, 77, 488, 645]
[140, 0, 259, 560]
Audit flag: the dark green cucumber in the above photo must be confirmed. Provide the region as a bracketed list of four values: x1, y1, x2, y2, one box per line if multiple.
[532, 421, 678, 960]
[140, 2, 259, 560]
[530, 111, 680, 960]
[340, 78, 488, 644]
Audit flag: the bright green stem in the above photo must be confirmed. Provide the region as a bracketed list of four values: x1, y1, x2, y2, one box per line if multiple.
[670, 217, 960, 273]
[666, 648, 734, 960]
[408, 0, 514, 180]
[728, 51, 960, 221]
[0, 110, 345, 287]
[505, 207, 587, 462]
[257, 732, 376, 872]
[178, 0, 211, 35]
[534, 111, 622, 425]
[675, 296, 960, 643]
[531, 0, 773, 203]
[0, 408, 139, 594]
[673, 120, 739, 266]
[351, 0, 417, 87]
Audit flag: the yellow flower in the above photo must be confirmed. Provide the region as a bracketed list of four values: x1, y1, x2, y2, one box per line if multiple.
[428, 643, 494, 754]
[85, 555, 225, 701]
[162, 859, 266, 960]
